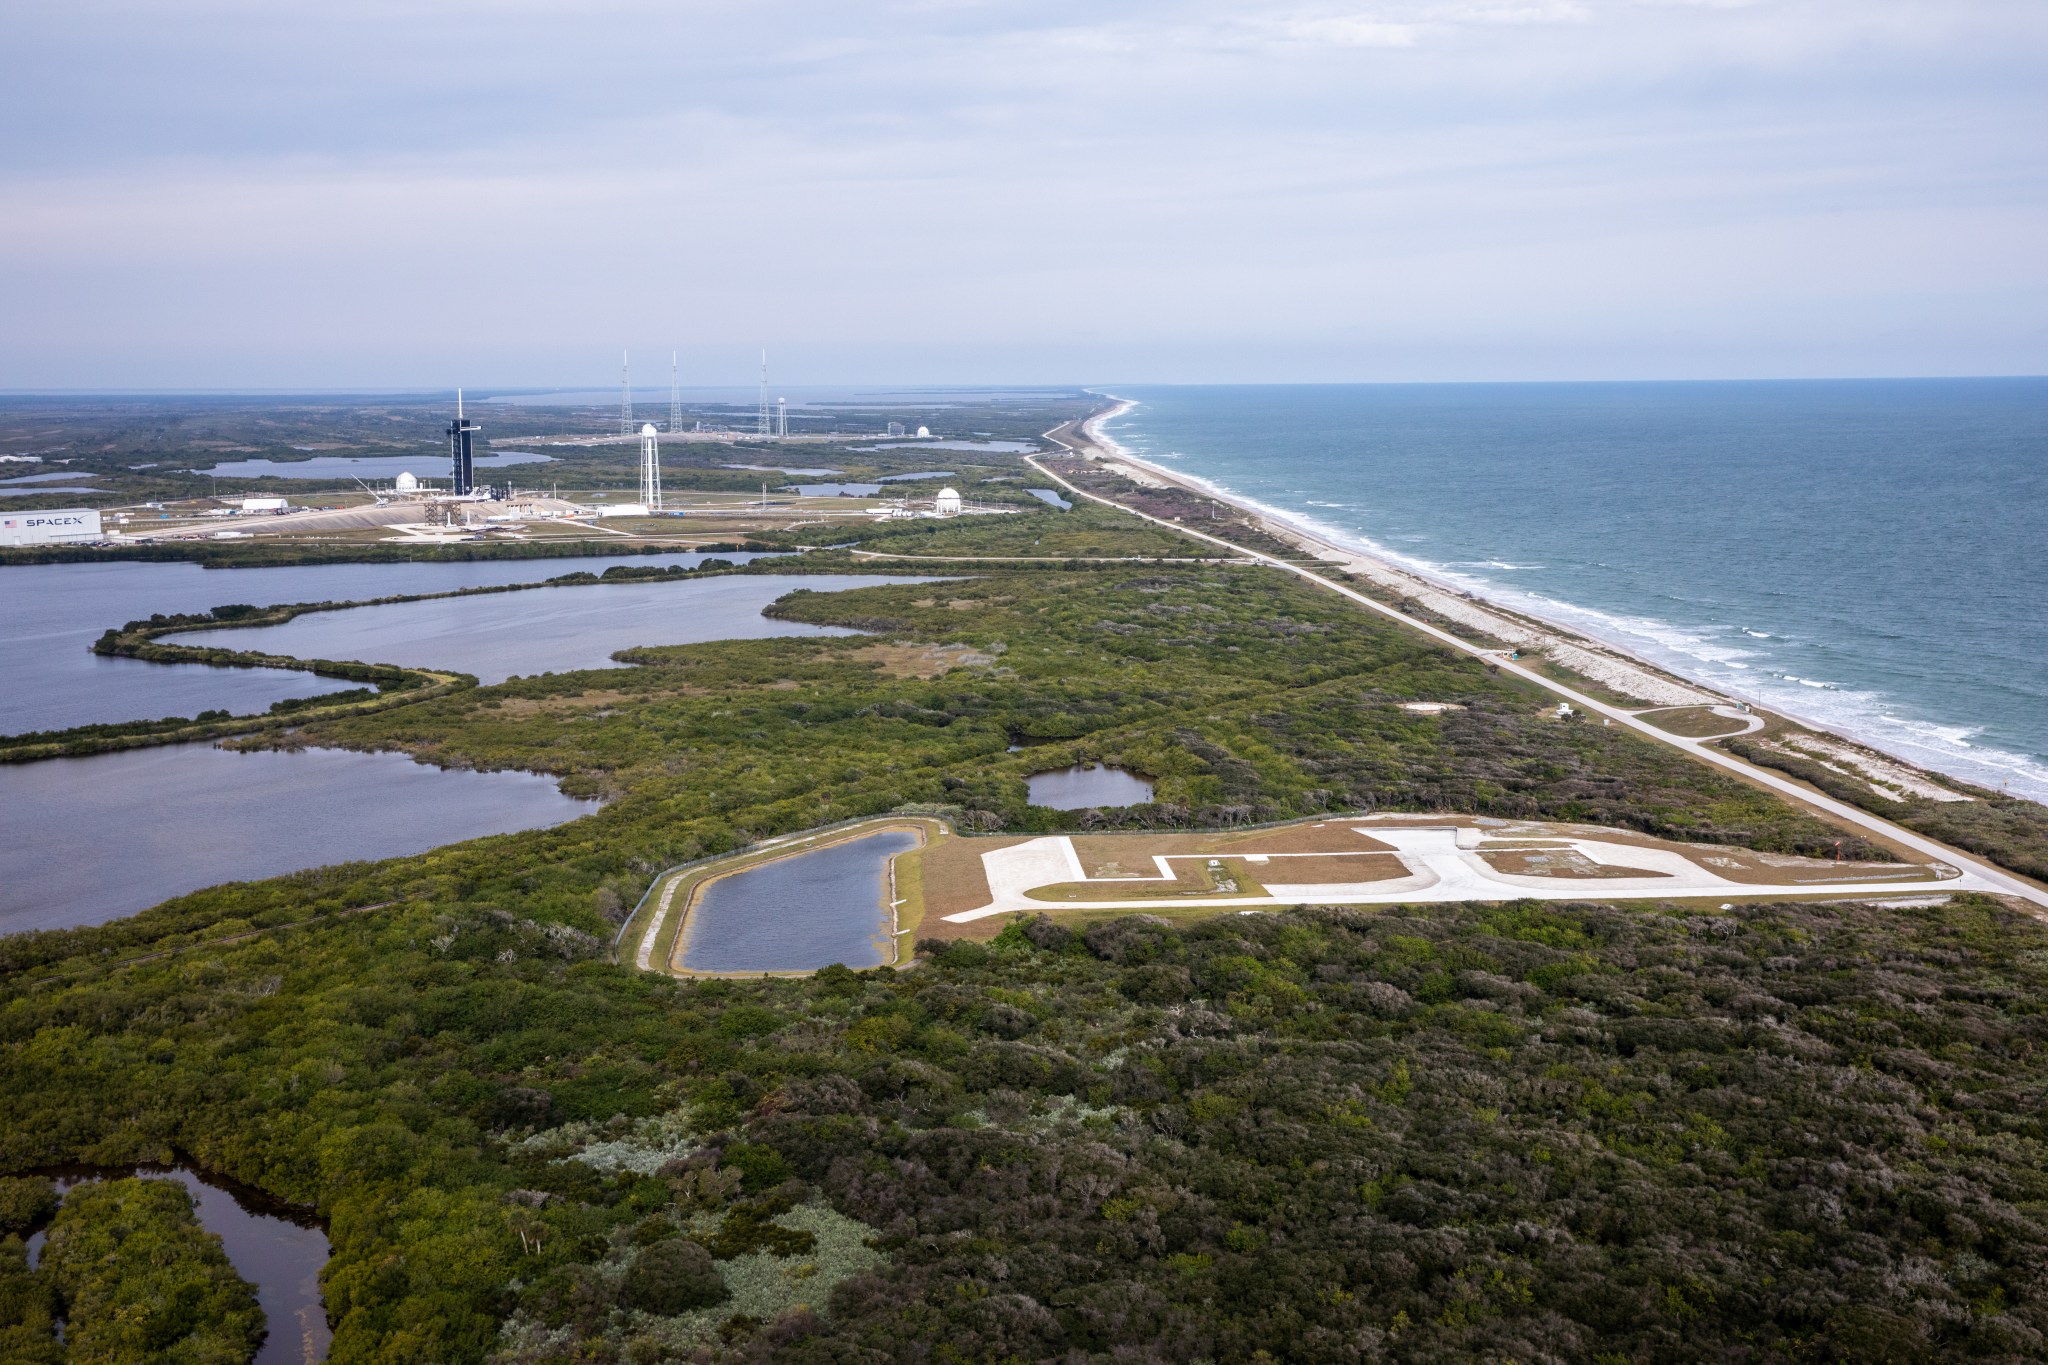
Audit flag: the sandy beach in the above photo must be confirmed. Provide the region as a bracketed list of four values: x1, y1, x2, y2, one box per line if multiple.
[1032, 396, 2048, 911]
[1061, 398, 1722, 708]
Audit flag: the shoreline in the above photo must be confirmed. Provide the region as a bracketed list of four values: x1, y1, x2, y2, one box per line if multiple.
[1070, 392, 2034, 809]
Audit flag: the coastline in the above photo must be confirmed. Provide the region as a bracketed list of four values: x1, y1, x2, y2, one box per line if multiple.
[1035, 395, 2048, 909]
[1067, 393, 2032, 810]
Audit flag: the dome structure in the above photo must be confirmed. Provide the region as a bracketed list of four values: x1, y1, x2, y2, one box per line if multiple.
[395, 471, 419, 492]
[935, 487, 963, 516]
[642, 423, 658, 436]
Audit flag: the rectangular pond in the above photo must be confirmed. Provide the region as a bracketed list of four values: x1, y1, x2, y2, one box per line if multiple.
[169, 572, 923, 685]
[679, 828, 919, 972]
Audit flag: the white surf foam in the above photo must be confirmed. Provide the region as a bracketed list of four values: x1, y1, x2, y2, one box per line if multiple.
[1099, 401, 2048, 803]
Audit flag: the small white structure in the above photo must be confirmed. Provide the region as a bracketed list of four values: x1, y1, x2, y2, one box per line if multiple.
[0, 508, 102, 546]
[916, 425, 931, 438]
[238, 497, 289, 513]
[639, 422, 663, 512]
[935, 487, 963, 516]
[394, 471, 420, 493]
[600, 503, 651, 518]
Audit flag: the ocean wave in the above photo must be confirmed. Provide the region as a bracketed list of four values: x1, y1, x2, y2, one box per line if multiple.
[1100, 407, 2048, 804]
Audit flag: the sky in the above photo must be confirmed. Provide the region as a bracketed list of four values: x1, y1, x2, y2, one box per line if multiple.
[2, 0, 2044, 388]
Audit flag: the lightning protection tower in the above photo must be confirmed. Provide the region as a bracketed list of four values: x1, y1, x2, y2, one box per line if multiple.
[447, 388, 479, 496]
[756, 350, 771, 437]
[619, 351, 633, 436]
[670, 352, 682, 433]
[639, 422, 663, 512]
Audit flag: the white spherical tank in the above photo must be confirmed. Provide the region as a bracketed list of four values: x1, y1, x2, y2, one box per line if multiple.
[395, 471, 419, 492]
[935, 487, 963, 515]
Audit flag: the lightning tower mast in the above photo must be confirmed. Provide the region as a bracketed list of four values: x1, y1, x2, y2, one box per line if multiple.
[670, 352, 682, 433]
[756, 350, 771, 437]
[619, 351, 633, 435]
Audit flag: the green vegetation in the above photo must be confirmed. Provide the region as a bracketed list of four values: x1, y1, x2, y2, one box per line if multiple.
[1726, 735, 2048, 883]
[0, 1177, 57, 1237]
[768, 499, 1205, 560]
[0, 1237, 61, 1365]
[5, 464, 2045, 1360]
[42, 1178, 264, 1364]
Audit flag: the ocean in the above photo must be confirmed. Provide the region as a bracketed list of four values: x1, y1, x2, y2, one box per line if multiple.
[1102, 380, 2048, 803]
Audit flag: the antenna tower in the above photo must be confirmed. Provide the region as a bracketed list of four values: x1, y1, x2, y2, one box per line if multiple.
[670, 352, 682, 433]
[619, 351, 633, 435]
[756, 350, 771, 437]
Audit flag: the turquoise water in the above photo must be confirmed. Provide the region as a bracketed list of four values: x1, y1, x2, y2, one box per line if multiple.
[1105, 381, 2048, 802]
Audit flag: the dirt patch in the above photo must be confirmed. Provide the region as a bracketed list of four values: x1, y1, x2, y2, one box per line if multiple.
[1255, 853, 1410, 884]
[848, 641, 996, 678]
[491, 689, 646, 718]
[1481, 850, 1668, 879]
[918, 836, 1024, 921]
[1639, 706, 1751, 739]
[1027, 856, 1269, 903]
[1213, 823, 1401, 855]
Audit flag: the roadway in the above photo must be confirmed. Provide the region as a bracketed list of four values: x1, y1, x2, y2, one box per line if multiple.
[1031, 412, 2048, 913]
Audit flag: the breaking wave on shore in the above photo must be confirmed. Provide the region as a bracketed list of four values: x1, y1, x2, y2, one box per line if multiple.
[1098, 383, 2048, 804]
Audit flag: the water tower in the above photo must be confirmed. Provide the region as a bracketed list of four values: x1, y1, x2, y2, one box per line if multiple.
[639, 423, 663, 512]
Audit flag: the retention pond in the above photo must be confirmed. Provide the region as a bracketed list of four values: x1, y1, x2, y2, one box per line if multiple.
[679, 827, 919, 973]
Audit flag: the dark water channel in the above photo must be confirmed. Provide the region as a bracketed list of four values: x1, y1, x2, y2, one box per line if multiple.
[1026, 763, 1156, 809]
[23, 1164, 330, 1364]
[682, 828, 917, 972]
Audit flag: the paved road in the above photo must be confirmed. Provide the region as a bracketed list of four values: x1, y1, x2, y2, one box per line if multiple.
[1031, 422, 2048, 913]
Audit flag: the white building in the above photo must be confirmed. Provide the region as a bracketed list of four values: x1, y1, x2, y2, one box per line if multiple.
[935, 487, 963, 516]
[0, 508, 102, 546]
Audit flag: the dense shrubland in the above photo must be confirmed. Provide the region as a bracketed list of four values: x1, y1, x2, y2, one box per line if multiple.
[3, 494, 2042, 1360]
[4, 893, 2047, 1361]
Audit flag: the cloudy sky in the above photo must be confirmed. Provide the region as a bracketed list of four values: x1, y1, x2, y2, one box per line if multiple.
[3, 0, 2043, 387]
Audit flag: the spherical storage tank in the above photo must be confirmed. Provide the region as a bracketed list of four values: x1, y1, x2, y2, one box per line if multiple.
[935, 487, 962, 516]
[395, 471, 419, 492]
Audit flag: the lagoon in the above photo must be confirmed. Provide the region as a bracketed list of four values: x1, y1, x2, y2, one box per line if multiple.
[172, 572, 910, 685]
[0, 742, 597, 932]
[0, 552, 761, 735]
